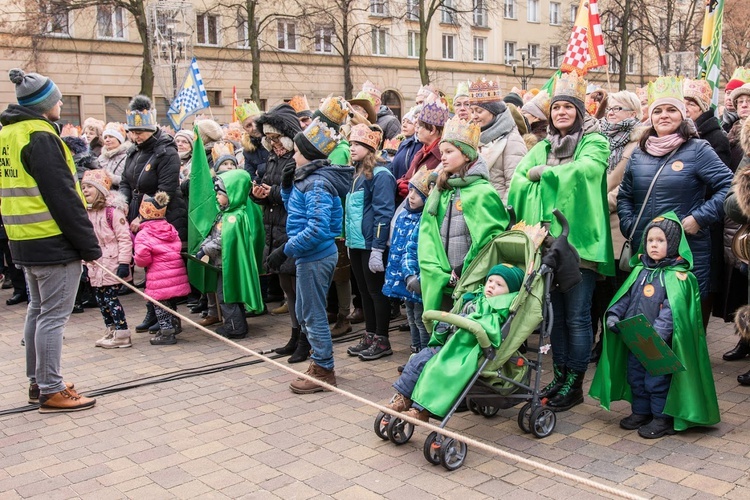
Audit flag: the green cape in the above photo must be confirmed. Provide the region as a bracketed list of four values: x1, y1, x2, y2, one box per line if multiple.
[215, 170, 264, 312]
[417, 174, 508, 331]
[588, 211, 720, 431]
[508, 132, 614, 276]
[411, 291, 516, 418]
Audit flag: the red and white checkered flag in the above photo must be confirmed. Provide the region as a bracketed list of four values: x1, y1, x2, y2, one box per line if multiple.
[561, 0, 607, 75]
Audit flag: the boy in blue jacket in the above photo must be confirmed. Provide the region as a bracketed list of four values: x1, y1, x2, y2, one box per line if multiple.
[267, 118, 354, 394]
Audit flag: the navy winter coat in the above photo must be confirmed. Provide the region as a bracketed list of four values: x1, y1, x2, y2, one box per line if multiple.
[389, 135, 423, 180]
[617, 138, 733, 297]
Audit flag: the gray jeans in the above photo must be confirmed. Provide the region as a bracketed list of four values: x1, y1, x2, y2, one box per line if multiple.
[23, 262, 82, 395]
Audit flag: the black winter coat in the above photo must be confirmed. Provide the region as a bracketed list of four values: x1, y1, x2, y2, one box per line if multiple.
[250, 149, 296, 275]
[120, 128, 187, 241]
[695, 110, 731, 167]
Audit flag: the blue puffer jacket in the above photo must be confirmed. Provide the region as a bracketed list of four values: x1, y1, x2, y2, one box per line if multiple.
[389, 135, 423, 180]
[282, 160, 354, 263]
[617, 138, 733, 296]
[382, 206, 422, 302]
[345, 164, 396, 251]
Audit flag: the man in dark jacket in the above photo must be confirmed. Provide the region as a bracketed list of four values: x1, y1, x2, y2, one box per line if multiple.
[0, 69, 101, 413]
[361, 80, 401, 140]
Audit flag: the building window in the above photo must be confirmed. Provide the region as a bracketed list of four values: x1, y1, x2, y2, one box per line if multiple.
[609, 57, 620, 74]
[504, 0, 516, 19]
[314, 26, 334, 53]
[407, 31, 420, 58]
[60, 95, 81, 126]
[43, 3, 70, 36]
[206, 90, 222, 107]
[196, 13, 219, 46]
[104, 96, 130, 124]
[406, 0, 419, 21]
[372, 28, 387, 55]
[570, 3, 578, 23]
[627, 53, 636, 74]
[370, 0, 388, 16]
[549, 45, 561, 68]
[97, 6, 126, 39]
[441, 0, 456, 24]
[237, 17, 253, 48]
[473, 0, 488, 27]
[504, 41, 516, 65]
[473, 37, 486, 62]
[527, 0, 539, 22]
[550, 2, 561, 25]
[442, 34, 456, 60]
[277, 20, 297, 51]
[529, 43, 539, 61]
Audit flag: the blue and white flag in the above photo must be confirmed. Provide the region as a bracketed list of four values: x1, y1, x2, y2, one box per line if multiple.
[168, 57, 210, 130]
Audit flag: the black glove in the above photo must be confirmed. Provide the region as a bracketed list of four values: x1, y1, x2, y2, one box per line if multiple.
[606, 314, 621, 334]
[266, 246, 287, 272]
[116, 264, 130, 279]
[281, 163, 296, 189]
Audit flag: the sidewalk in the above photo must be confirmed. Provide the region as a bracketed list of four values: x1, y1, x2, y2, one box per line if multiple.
[1, 287, 749, 499]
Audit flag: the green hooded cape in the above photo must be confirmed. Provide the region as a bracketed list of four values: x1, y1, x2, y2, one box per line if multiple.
[418, 174, 508, 331]
[411, 290, 516, 418]
[508, 132, 614, 276]
[588, 211, 720, 431]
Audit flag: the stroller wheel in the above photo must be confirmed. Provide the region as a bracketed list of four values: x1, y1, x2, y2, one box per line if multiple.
[386, 417, 414, 445]
[467, 399, 481, 415]
[439, 438, 467, 471]
[479, 405, 500, 418]
[530, 406, 556, 438]
[423, 432, 441, 465]
[374, 412, 391, 440]
[518, 403, 533, 433]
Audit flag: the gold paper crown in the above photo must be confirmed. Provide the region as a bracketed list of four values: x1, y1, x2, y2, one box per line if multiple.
[647, 76, 684, 106]
[301, 118, 338, 157]
[441, 115, 480, 151]
[289, 95, 310, 114]
[528, 89, 551, 117]
[683, 78, 712, 107]
[730, 67, 750, 84]
[317, 95, 349, 126]
[235, 101, 261, 123]
[211, 141, 235, 164]
[469, 78, 501, 103]
[382, 137, 402, 152]
[417, 84, 437, 99]
[553, 71, 587, 103]
[139, 191, 170, 220]
[635, 86, 648, 102]
[126, 108, 157, 130]
[361, 80, 382, 99]
[349, 123, 382, 151]
[454, 80, 470, 99]
[408, 165, 434, 199]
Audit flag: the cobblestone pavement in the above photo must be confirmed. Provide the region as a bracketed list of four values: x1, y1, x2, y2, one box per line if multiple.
[1, 283, 749, 499]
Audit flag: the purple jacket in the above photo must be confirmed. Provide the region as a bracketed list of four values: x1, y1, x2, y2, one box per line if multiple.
[133, 219, 190, 301]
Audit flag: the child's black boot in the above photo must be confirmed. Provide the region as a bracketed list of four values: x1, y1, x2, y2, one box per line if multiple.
[547, 369, 585, 411]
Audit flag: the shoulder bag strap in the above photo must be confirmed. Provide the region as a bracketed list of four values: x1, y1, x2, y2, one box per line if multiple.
[626, 147, 680, 242]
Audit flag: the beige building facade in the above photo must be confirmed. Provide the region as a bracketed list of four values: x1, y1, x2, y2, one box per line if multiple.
[0, 0, 651, 127]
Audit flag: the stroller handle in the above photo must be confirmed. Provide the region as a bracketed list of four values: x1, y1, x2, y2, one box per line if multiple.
[552, 208, 569, 238]
[422, 310, 494, 355]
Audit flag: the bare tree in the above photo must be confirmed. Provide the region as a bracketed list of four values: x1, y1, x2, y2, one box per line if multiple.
[721, 0, 750, 82]
[600, 0, 650, 90]
[637, 0, 703, 77]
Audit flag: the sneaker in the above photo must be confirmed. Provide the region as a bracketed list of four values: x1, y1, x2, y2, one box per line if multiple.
[99, 330, 132, 349]
[637, 417, 675, 439]
[39, 388, 95, 413]
[150, 330, 177, 345]
[198, 316, 221, 327]
[385, 392, 412, 413]
[29, 381, 75, 404]
[347, 332, 374, 356]
[358, 335, 393, 361]
[94, 326, 115, 348]
[289, 362, 337, 394]
[403, 407, 429, 422]
[619, 413, 653, 430]
[271, 302, 288, 315]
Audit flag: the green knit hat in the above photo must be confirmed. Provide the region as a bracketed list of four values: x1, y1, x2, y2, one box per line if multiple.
[486, 263, 524, 293]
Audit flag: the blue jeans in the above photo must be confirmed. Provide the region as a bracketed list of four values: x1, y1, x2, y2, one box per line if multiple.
[627, 352, 671, 418]
[23, 262, 82, 395]
[393, 346, 441, 398]
[296, 252, 338, 370]
[550, 268, 597, 372]
[405, 301, 430, 350]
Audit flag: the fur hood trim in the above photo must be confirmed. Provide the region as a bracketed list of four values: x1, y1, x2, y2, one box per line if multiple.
[734, 305, 750, 342]
[100, 141, 132, 160]
[106, 191, 129, 211]
[741, 117, 750, 157]
[522, 133, 539, 151]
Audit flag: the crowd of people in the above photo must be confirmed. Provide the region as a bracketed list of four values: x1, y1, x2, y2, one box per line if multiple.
[2, 65, 750, 438]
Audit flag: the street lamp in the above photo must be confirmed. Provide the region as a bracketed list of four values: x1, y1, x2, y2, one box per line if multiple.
[149, 1, 193, 103]
[512, 48, 537, 91]
[160, 18, 186, 99]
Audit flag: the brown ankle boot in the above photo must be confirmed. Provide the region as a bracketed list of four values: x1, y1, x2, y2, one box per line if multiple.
[289, 362, 337, 394]
[330, 314, 352, 338]
[385, 392, 412, 413]
[403, 407, 429, 422]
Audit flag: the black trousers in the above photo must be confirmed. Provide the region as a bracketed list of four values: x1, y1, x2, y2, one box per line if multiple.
[349, 248, 390, 337]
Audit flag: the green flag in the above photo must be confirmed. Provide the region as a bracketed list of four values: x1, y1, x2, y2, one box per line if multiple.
[698, 0, 725, 107]
[541, 70, 561, 95]
[187, 127, 219, 293]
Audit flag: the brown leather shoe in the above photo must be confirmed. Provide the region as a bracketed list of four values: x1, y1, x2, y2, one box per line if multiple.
[289, 362, 337, 394]
[29, 381, 74, 404]
[38, 388, 96, 413]
[403, 407, 430, 422]
[346, 307, 364, 324]
[199, 316, 221, 327]
[330, 314, 352, 338]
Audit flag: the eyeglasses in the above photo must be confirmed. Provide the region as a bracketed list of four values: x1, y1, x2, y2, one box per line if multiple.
[454, 102, 471, 108]
[605, 106, 633, 114]
[737, 97, 750, 106]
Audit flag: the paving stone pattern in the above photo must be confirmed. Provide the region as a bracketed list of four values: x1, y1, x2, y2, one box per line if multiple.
[1, 286, 749, 499]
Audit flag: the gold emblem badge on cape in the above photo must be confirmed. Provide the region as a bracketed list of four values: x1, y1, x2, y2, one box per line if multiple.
[228, 215, 236, 223]
[676, 271, 687, 281]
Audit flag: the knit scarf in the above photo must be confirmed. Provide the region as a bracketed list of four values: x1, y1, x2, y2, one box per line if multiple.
[599, 117, 638, 172]
[547, 128, 583, 161]
[644, 133, 686, 157]
[479, 109, 515, 146]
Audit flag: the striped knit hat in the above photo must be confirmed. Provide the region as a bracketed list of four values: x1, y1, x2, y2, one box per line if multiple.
[8, 68, 62, 114]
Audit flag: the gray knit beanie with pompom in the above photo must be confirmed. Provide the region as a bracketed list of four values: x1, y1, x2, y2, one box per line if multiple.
[8, 68, 62, 115]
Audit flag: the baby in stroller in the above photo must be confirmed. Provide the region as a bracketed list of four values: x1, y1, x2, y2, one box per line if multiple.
[385, 263, 525, 422]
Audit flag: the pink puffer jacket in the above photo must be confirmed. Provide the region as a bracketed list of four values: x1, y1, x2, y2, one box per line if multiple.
[133, 219, 190, 301]
[85, 194, 133, 287]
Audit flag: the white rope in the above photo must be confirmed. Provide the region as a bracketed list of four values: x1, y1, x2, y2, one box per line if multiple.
[95, 262, 647, 500]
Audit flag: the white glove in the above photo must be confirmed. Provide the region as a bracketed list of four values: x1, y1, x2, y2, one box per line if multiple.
[368, 248, 385, 273]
